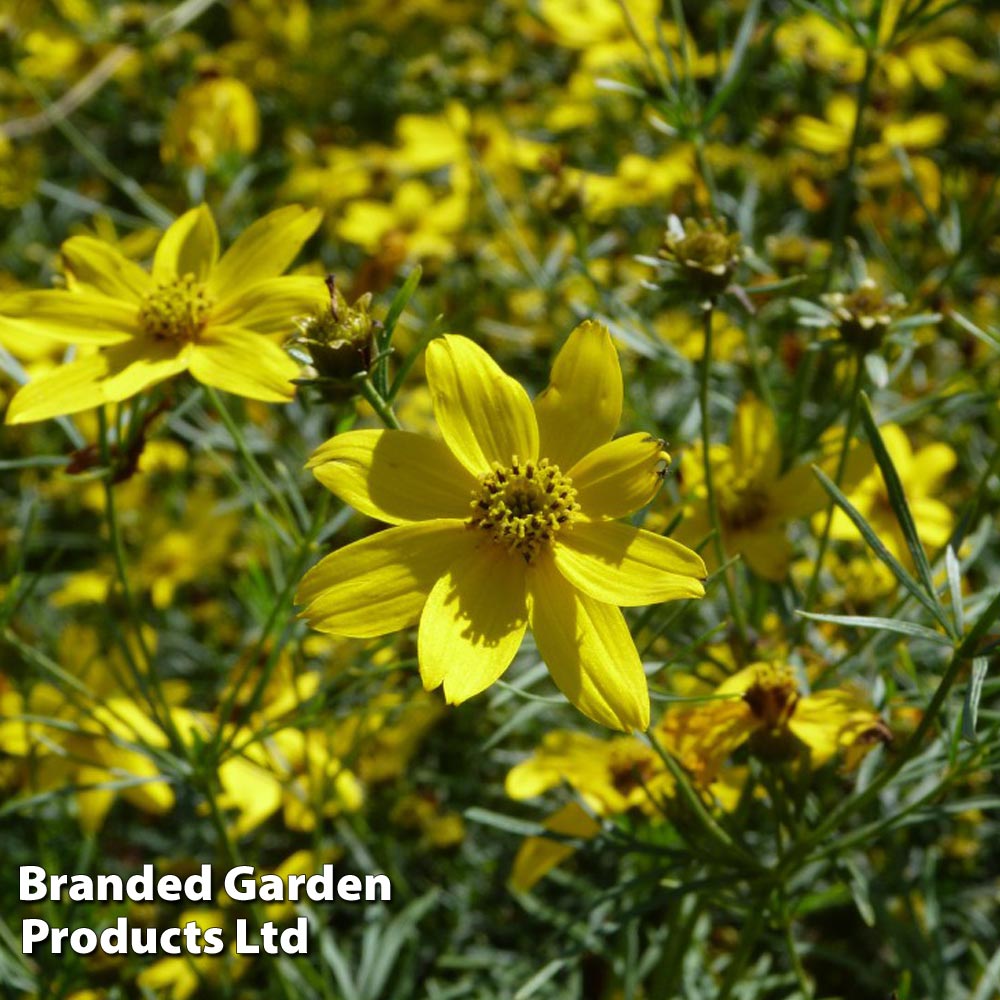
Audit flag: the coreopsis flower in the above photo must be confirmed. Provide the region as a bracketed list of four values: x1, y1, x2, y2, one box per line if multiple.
[504, 730, 668, 891]
[0, 626, 180, 832]
[507, 730, 672, 817]
[673, 394, 872, 581]
[297, 320, 707, 731]
[504, 727, 744, 890]
[3, 204, 324, 424]
[659, 662, 889, 784]
[824, 423, 956, 565]
[161, 66, 261, 169]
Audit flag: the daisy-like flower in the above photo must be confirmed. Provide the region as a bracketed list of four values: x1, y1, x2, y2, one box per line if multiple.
[674, 394, 871, 581]
[3, 204, 324, 424]
[296, 321, 707, 731]
[660, 662, 889, 784]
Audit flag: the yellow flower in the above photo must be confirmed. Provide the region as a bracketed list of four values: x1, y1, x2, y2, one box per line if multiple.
[161, 69, 261, 169]
[334, 174, 469, 261]
[297, 321, 707, 731]
[824, 423, 956, 564]
[508, 802, 602, 892]
[3, 204, 324, 424]
[506, 729, 671, 817]
[674, 394, 872, 581]
[0, 626, 181, 832]
[659, 662, 888, 785]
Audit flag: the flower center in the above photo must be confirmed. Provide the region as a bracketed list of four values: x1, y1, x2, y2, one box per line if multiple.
[468, 457, 579, 562]
[742, 665, 799, 730]
[717, 474, 770, 530]
[139, 274, 213, 342]
[608, 744, 658, 797]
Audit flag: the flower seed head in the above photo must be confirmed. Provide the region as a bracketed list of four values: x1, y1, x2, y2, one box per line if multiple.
[659, 215, 742, 297]
[822, 277, 904, 352]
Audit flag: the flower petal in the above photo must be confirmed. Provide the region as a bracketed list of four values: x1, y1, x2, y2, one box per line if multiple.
[418, 538, 527, 703]
[569, 433, 668, 519]
[553, 520, 705, 606]
[296, 520, 466, 637]
[212, 275, 329, 334]
[60, 237, 151, 300]
[98, 339, 192, 402]
[509, 802, 600, 892]
[5, 353, 110, 424]
[425, 334, 538, 474]
[731, 394, 780, 482]
[730, 527, 792, 582]
[189, 326, 299, 402]
[308, 429, 477, 524]
[527, 554, 649, 732]
[534, 320, 622, 470]
[788, 689, 879, 768]
[153, 204, 219, 283]
[1, 290, 138, 344]
[770, 429, 873, 520]
[208, 205, 323, 300]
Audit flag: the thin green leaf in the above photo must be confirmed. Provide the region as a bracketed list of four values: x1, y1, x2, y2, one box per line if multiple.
[796, 611, 952, 646]
[464, 808, 545, 838]
[958, 587, 1000, 657]
[374, 265, 422, 396]
[811, 465, 951, 632]
[704, 0, 762, 123]
[859, 394, 942, 611]
[380, 265, 422, 347]
[961, 657, 989, 743]
[843, 859, 876, 927]
[950, 309, 1000, 352]
[742, 274, 807, 295]
[945, 545, 965, 635]
[514, 959, 569, 1000]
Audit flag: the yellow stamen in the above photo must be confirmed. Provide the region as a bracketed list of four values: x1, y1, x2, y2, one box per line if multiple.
[468, 456, 579, 562]
[138, 273, 213, 342]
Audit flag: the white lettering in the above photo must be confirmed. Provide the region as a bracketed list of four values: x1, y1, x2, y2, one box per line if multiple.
[224, 865, 257, 902]
[21, 919, 49, 953]
[19, 867, 46, 902]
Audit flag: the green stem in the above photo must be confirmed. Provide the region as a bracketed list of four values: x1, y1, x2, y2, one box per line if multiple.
[213, 490, 331, 762]
[645, 729, 761, 870]
[206, 386, 302, 539]
[96, 409, 185, 754]
[202, 775, 296, 1000]
[616, 0, 673, 97]
[699, 302, 749, 650]
[798, 351, 867, 625]
[783, 902, 813, 999]
[716, 903, 767, 1000]
[354, 373, 402, 429]
[827, 46, 876, 284]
